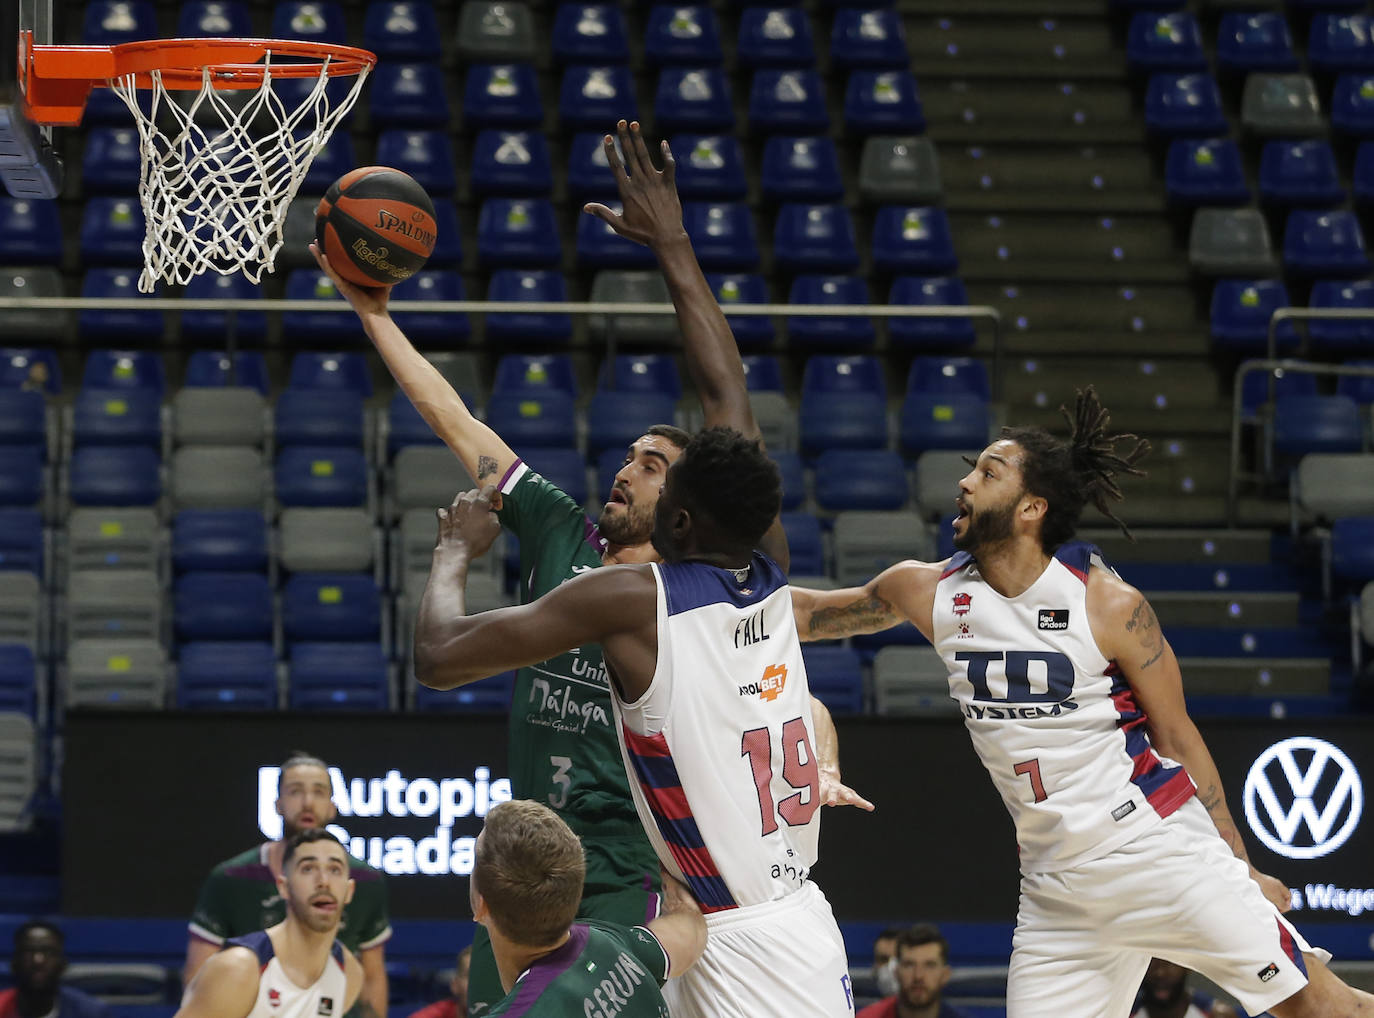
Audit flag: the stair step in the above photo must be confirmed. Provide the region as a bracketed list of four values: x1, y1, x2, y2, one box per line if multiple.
[1083, 528, 1275, 564]
[1112, 561, 1298, 592]
[1167, 626, 1330, 658]
[1179, 658, 1330, 696]
[1147, 592, 1302, 628]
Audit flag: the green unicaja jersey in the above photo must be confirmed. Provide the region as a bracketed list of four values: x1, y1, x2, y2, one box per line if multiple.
[494, 461, 659, 897]
[188, 843, 392, 952]
[484, 920, 670, 1018]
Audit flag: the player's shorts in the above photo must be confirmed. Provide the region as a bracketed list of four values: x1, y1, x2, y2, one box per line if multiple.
[664, 880, 855, 1018]
[1007, 797, 1329, 1018]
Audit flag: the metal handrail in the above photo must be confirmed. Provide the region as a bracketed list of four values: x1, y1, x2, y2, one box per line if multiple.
[1266, 306, 1374, 363]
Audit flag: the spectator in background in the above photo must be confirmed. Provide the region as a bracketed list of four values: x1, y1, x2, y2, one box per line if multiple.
[408, 947, 471, 1018]
[857, 924, 968, 1018]
[0, 920, 110, 1018]
[1132, 959, 1238, 1018]
[872, 926, 906, 997]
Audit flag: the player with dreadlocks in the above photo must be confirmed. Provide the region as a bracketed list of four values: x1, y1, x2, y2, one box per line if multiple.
[791, 388, 1374, 1018]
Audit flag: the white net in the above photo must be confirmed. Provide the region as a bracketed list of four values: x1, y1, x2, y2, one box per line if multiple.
[109, 51, 370, 293]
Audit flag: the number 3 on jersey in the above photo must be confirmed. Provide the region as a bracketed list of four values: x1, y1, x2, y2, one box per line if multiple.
[741, 716, 820, 836]
[549, 755, 573, 809]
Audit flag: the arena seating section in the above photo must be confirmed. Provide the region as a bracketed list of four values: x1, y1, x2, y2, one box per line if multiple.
[4, 0, 1374, 1012]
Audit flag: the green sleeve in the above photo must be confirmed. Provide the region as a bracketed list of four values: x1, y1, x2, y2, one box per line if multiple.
[495, 462, 590, 552]
[347, 868, 393, 950]
[585, 920, 670, 985]
[188, 871, 231, 944]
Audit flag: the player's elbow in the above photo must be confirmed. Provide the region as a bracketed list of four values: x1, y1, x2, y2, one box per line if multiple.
[413, 641, 474, 690]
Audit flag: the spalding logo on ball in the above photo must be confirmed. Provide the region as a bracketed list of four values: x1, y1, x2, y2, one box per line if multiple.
[315, 166, 437, 288]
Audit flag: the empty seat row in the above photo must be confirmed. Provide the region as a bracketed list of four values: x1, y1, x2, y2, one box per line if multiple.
[1128, 12, 1374, 76]
[1189, 207, 1374, 278]
[1166, 138, 1374, 209]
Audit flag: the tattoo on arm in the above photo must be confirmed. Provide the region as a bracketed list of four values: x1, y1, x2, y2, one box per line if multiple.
[1125, 596, 1164, 670]
[807, 593, 899, 639]
[476, 455, 499, 482]
[1196, 781, 1250, 863]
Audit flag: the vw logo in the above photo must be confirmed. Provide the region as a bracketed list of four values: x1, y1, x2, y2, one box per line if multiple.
[1243, 737, 1363, 860]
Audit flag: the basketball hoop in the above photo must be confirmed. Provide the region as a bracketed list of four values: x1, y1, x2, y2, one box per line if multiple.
[19, 34, 375, 291]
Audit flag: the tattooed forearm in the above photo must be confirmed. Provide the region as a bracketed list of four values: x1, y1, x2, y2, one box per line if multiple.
[1197, 782, 1251, 863]
[807, 594, 899, 639]
[1126, 596, 1165, 669]
[476, 455, 499, 481]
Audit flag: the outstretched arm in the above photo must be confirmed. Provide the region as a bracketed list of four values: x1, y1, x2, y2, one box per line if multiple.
[585, 120, 788, 570]
[791, 560, 944, 643]
[810, 696, 875, 811]
[310, 243, 517, 490]
[415, 487, 658, 691]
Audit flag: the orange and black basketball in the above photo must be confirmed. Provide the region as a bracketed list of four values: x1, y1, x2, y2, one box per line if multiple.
[315, 166, 437, 288]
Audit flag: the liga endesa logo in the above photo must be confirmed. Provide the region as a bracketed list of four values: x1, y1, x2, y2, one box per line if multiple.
[1243, 737, 1363, 861]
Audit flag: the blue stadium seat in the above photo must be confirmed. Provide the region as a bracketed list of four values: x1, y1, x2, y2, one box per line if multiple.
[566, 131, 622, 201]
[177, 1, 253, 36]
[0, 348, 60, 394]
[684, 202, 760, 271]
[1356, 142, 1374, 206]
[275, 389, 365, 449]
[1144, 73, 1227, 136]
[0, 447, 43, 507]
[787, 275, 875, 349]
[771, 451, 804, 511]
[1216, 13, 1299, 74]
[271, 2, 348, 45]
[368, 63, 450, 129]
[1165, 139, 1250, 207]
[180, 275, 268, 345]
[1240, 370, 1316, 420]
[484, 390, 579, 449]
[800, 391, 888, 455]
[1337, 360, 1374, 404]
[781, 512, 824, 574]
[907, 357, 990, 400]
[177, 641, 278, 711]
[872, 206, 958, 275]
[289, 642, 390, 711]
[802, 355, 886, 397]
[413, 671, 514, 713]
[283, 574, 382, 643]
[560, 66, 638, 132]
[272, 75, 358, 129]
[464, 63, 544, 129]
[274, 447, 369, 507]
[1310, 14, 1374, 74]
[1210, 280, 1298, 352]
[183, 351, 270, 394]
[79, 197, 144, 265]
[494, 355, 578, 396]
[0, 645, 36, 716]
[1259, 141, 1344, 208]
[742, 354, 784, 392]
[816, 449, 907, 511]
[282, 271, 357, 341]
[82, 351, 165, 396]
[1332, 517, 1374, 584]
[1310, 279, 1374, 351]
[644, 6, 723, 65]
[175, 572, 274, 641]
[899, 392, 990, 458]
[83, 0, 158, 44]
[671, 135, 749, 200]
[749, 70, 831, 135]
[477, 199, 562, 267]
[71, 388, 161, 450]
[1332, 74, 1374, 137]
[425, 199, 463, 265]
[586, 391, 679, 457]
[486, 270, 573, 345]
[0, 508, 43, 576]
[1284, 210, 1371, 277]
[888, 276, 977, 349]
[389, 270, 470, 347]
[774, 204, 860, 274]
[655, 68, 734, 132]
[706, 273, 775, 348]
[577, 203, 659, 269]
[171, 510, 270, 574]
[760, 137, 844, 203]
[384, 391, 445, 460]
[830, 8, 907, 70]
[738, 7, 815, 69]
[78, 269, 160, 341]
[552, 3, 630, 64]
[844, 71, 924, 135]
[373, 130, 458, 196]
[362, 1, 442, 61]
[1126, 12, 1206, 71]
[802, 646, 864, 714]
[522, 448, 589, 506]
[0, 390, 46, 448]
[598, 355, 682, 399]
[69, 446, 161, 506]
[80, 127, 141, 195]
[0, 198, 62, 265]
[471, 130, 554, 197]
[289, 352, 372, 397]
[1273, 395, 1364, 454]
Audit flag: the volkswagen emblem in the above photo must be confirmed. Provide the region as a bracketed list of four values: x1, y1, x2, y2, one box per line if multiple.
[1243, 737, 1363, 861]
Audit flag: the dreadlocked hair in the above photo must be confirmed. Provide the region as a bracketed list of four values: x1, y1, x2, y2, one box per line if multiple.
[1000, 386, 1150, 551]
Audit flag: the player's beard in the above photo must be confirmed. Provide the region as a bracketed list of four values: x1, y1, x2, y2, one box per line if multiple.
[598, 498, 655, 547]
[952, 495, 1017, 553]
[899, 982, 940, 1010]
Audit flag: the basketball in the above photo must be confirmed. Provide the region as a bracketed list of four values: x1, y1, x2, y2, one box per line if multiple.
[315, 166, 438, 288]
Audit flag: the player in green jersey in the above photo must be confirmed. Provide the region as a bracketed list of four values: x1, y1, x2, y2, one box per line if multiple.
[472, 799, 703, 1018]
[185, 753, 390, 1018]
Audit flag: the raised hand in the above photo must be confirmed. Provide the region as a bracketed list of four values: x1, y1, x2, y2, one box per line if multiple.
[309, 241, 391, 317]
[436, 485, 503, 561]
[819, 768, 876, 812]
[582, 119, 686, 249]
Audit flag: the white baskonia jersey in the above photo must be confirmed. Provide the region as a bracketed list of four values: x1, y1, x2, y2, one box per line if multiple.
[934, 541, 1196, 873]
[614, 552, 821, 913]
[226, 931, 349, 1018]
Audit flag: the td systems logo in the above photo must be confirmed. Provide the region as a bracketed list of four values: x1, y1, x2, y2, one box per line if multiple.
[1242, 737, 1364, 861]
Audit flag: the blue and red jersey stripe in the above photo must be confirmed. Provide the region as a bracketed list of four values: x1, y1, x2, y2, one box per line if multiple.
[1108, 669, 1194, 817]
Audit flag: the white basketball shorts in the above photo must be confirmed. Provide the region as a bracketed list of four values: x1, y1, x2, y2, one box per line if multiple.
[1007, 796, 1329, 1018]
